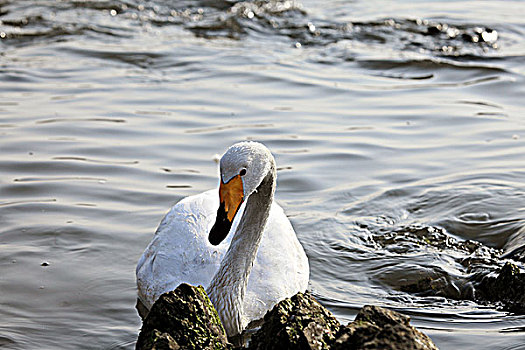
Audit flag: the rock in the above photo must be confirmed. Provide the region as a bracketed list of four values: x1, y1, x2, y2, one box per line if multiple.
[136, 283, 231, 350]
[372, 223, 525, 314]
[372, 225, 492, 255]
[138, 330, 180, 350]
[247, 294, 438, 350]
[135, 285, 438, 350]
[247, 292, 341, 350]
[332, 305, 438, 350]
[476, 262, 525, 313]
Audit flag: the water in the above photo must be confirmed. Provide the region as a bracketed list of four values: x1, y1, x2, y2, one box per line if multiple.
[1, 0, 525, 348]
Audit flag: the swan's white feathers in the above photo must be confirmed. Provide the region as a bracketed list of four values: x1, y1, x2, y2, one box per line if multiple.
[136, 188, 309, 322]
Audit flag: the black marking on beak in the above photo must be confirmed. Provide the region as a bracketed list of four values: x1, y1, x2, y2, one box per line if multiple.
[209, 201, 233, 245]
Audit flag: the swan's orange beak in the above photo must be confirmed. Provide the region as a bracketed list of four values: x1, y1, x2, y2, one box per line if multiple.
[209, 175, 244, 245]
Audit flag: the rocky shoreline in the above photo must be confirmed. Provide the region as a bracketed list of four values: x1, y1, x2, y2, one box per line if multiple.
[136, 284, 439, 350]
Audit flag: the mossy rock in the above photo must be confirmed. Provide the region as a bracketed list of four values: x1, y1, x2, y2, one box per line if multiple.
[136, 283, 231, 350]
[247, 292, 341, 350]
[333, 305, 438, 350]
[139, 329, 180, 350]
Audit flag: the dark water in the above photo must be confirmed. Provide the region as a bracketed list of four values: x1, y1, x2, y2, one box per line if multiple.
[1, 0, 525, 348]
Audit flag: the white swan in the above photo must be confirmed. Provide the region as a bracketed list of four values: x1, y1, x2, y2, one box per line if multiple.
[136, 141, 309, 336]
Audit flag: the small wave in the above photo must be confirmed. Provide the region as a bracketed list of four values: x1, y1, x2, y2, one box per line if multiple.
[166, 185, 192, 189]
[0, 198, 57, 207]
[1, 0, 502, 61]
[0, 336, 16, 347]
[13, 176, 107, 183]
[184, 123, 274, 134]
[52, 156, 139, 165]
[36, 117, 126, 124]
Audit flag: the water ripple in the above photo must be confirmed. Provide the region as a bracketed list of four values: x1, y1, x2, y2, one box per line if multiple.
[184, 123, 274, 134]
[52, 156, 139, 165]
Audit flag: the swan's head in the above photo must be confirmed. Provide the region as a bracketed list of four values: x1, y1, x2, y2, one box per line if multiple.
[209, 141, 275, 245]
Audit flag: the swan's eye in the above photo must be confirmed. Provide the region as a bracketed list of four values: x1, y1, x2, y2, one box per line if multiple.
[239, 168, 247, 176]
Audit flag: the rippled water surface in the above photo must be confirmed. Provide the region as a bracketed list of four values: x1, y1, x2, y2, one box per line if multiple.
[1, 0, 525, 348]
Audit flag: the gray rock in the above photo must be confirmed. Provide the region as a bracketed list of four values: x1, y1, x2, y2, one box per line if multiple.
[476, 262, 525, 313]
[136, 283, 231, 350]
[374, 224, 525, 314]
[247, 292, 341, 350]
[333, 305, 438, 350]
[138, 330, 180, 350]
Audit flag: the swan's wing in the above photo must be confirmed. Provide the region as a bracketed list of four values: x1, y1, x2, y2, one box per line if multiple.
[244, 202, 309, 322]
[136, 189, 229, 309]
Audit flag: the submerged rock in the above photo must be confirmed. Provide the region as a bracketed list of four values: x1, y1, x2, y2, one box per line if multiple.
[247, 292, 340, 350]
[372, 224, 495, 256]
[373, 223, 525, 314]
[333, 305, 438, 350]
[136, 283, 231, 350]
[476, 262, 525, 313]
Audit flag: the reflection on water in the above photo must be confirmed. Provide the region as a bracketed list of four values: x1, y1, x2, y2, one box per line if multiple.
[1, 0, 525, 349]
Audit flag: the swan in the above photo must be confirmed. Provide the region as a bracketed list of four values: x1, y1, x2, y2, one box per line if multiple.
[136, 141, 309, 336]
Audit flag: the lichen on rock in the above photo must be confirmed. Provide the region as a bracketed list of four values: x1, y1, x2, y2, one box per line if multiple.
[136, 283, 231, 350]
[247, 292, 340, 350]
[138, 329, 180, 350]
[332, 305, 438, 350]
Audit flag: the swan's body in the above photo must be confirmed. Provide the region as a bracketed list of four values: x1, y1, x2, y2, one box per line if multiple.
[136, 142, 309, 336]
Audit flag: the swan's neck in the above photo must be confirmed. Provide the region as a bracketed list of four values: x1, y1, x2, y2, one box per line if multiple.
[206, 167, 275, 336]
